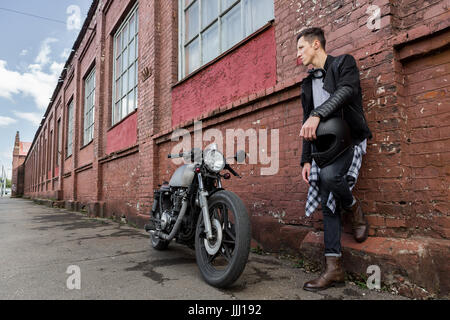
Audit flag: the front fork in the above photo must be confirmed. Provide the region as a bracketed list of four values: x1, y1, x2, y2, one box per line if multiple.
[197, 173, 214, 240]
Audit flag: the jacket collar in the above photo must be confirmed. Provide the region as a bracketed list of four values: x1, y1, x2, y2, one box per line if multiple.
[307, 54, 334, 76]
[324, 54, 334, 71]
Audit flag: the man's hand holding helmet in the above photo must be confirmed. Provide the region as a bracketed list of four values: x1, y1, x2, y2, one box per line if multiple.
[299, 114, 321, 141]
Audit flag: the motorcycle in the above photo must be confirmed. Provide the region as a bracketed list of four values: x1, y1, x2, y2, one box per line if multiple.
[144, 143, 251, 288]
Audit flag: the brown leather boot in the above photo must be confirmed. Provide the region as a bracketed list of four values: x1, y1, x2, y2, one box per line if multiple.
[345, 197, 369, 243]
[303, 256, 346, 292]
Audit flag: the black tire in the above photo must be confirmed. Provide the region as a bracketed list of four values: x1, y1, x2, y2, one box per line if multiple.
[195, 190, 251, 288]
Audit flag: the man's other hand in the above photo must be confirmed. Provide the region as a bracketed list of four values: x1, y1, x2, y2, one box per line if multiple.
[302, 162, 311, 184]
[299, 116, 321, 141]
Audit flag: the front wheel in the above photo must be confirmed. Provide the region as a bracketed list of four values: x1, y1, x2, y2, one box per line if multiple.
[195, 190, 251, 288]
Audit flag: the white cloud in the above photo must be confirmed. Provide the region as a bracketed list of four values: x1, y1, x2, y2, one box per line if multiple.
[61, 48, 71, 60]
[0, 116, 17, 127]
[13, 112, 42, 126]
[0, 37, 65, 110]
[20, 49, 28, 56]
[35, 38, 58, 67]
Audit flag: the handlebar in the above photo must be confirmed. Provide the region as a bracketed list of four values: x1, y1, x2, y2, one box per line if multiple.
[225, 164, 241, 178]
[168, 149, 243, 179]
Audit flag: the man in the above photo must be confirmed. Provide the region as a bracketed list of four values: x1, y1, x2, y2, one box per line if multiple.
[297, 27, 373, 291]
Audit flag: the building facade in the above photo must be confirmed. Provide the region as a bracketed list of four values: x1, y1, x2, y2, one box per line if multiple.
[11, 131, 30, 197]
[22, 0, 449, 298]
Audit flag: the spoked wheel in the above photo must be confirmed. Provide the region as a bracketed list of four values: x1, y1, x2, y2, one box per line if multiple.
[195, 190, 251, 288]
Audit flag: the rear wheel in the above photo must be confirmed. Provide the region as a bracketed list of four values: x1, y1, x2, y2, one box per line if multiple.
[195, 190, 251, 288]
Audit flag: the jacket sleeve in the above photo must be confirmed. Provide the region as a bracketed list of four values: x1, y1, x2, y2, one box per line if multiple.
[300, 92, 312, 167]
[313, 54, 360, 120]
[301, 138, 312, 167]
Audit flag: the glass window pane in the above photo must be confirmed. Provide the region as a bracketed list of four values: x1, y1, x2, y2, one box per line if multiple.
[134, 87, 138, 108]
[129, 38, 135, 64]
[221, 2, 241, 51]
[135, 9, 139, 33]
[185, 0, 195, 7]
[185, 38, 200, 75]
[115, 79, 121, 102]
[135, 35, 138, 59]
[202, 0, 218, 28]
[185, 1, 199, 42]
[116, 32, 122, 56]
[121, 97, 128, 118]
[122, 24, 129, 47]
[243, 0, 273, 36]
[221, 0, 236, 12]
[201, 21, 219, 64]
[127, 91, 134, 113]
[114, 102, 119, 123]
[122, 47, 128, 72]
[115, 56, 121, 80]
[129, 14, 136, 38]
[135, 62, 138, 87]
[129, 62, 135, 91]
[122, 71, 128, 97]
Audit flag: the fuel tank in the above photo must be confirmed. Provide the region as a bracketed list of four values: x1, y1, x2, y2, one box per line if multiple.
[169, 164, 196, 187]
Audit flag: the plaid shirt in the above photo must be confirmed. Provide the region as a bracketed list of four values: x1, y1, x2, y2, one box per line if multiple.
[305, 142, 366, 217]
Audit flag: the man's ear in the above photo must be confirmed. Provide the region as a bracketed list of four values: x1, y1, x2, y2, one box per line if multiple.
[313, 39, 321, 50]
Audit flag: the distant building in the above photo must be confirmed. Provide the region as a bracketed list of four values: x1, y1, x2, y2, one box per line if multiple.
[11, 131, 31, 197]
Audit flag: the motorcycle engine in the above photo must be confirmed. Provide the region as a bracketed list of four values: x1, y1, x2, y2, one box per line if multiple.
[160, 209, 172, 231]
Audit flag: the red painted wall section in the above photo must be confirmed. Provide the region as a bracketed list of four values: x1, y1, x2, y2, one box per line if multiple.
[172, 26, 277, 127]
[106, 111, 137, 154]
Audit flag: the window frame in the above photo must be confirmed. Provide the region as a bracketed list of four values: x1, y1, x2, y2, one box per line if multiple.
[178, 0, 274, 80]
[83, 67, 96, 146]
[66, 99, 74, 157]
[56, 118, 61, 167]
[112, 3, 139, 126]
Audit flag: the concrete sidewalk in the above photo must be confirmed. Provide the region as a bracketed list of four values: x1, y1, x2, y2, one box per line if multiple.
[0, 197, 408, 300]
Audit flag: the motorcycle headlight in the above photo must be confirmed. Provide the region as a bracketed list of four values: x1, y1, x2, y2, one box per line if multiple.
[203, 146, 225, 173]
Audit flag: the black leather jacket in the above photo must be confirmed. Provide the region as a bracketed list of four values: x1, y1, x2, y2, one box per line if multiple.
[300, 54, 373, 167]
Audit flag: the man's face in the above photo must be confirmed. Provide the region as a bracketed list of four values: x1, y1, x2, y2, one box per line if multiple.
[297, 36, 318, 66]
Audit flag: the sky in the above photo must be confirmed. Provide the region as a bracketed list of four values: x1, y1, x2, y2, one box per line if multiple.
[0, 0, 93, 178]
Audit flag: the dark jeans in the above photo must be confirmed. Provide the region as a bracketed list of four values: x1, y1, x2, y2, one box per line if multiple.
[319, 146, 355, 256]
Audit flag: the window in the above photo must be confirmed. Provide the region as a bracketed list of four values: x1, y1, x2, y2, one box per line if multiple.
[57, 119, 61, 167]
[112, 4, 139, 125]
[49, 130, 53, 173]
[84, 68, 95, 145]
[66, 100, 74, 157]
[179, 0, 274, 79]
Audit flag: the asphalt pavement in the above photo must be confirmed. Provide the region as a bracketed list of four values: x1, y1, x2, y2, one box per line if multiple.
[0, 196, 408, 300]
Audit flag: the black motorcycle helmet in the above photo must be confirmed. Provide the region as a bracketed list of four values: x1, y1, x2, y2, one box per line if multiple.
[311, 117, 352, 168]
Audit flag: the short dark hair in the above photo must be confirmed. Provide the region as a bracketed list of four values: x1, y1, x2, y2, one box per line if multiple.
[296, 27, 326, 50]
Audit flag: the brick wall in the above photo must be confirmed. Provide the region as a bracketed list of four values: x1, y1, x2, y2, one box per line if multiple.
[21, 0, 449, 297]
